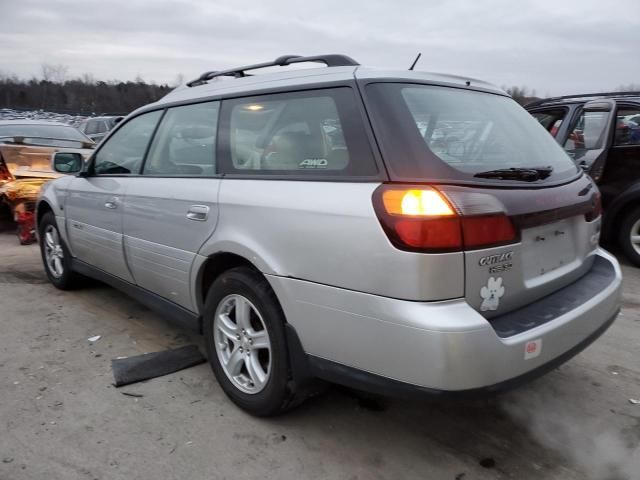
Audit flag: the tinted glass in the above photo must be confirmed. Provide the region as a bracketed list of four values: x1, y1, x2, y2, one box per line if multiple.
[564, 110, 611, 151]
[614, 107, 640, 146]
[222, 88, 377, 177]
[531, 108, 567, 136]
[85, 120, 99, 135]
[0, 124, 90, 148]
[144, 102, 219, 176]
[94, 110, 162, 175]
[367, 84, 578, 183]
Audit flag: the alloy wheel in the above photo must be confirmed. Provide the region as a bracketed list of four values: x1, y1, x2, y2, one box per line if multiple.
[630, 218, 640, 256]
[213, 294, 272, 394]
[43, 225, 64, 278]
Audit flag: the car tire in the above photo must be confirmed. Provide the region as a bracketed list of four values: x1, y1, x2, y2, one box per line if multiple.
[619, 206, 640, 267]
[203, 267, 298, 416]
[39, 211, 80, 289]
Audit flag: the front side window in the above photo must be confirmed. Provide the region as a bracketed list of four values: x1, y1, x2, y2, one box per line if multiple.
[366, 84, 578, 184]
[221, 88, 377, 177]
[93, 110, 162, 175]
[531, 108, 567, 137]
[143, 102, 219, 176]
[614, 107, 640, 146]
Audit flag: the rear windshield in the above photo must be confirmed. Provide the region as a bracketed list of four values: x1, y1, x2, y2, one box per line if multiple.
[0, 124, 90, 148]
[366, 84, 579, 184]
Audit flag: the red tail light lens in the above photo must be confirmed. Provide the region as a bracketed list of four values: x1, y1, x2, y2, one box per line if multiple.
[395, 217, 462, 249]
[461, 214, 516, 249]
[373, 185, 517, 252]
[585, 191, 602, 222]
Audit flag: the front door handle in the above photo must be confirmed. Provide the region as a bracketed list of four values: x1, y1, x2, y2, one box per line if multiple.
[187, 205, 209, 221]
[104, 197, 118, 209]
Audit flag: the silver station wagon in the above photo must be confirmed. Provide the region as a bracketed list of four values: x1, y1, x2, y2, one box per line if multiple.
[37, 54, 622, 416]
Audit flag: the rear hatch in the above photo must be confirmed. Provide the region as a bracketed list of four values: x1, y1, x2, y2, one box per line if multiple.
[365, 81, 602, 316]
[444, 179, 600, 317]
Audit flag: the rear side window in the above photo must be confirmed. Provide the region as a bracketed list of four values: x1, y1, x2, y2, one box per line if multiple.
[143, 102, 219, 176]
[366, 83, 579, 184]
[614, 107, 640, 146]
[219, 88, 377, 177]
[94, 110, 162, 175]
[85, 120, 99, 135]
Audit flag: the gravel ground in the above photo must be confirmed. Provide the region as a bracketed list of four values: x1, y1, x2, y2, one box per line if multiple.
[0, 223, 639, 480]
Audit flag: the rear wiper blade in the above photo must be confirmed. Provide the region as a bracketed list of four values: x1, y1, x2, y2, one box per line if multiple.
[473, 166, 553, 182]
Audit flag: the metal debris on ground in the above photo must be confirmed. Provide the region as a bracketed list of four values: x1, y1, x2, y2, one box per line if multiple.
[629, 398, 640, 405]
[87, 335, 101, 343]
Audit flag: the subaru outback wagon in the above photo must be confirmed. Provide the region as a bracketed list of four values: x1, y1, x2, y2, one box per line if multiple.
[37, 54, 622, 416]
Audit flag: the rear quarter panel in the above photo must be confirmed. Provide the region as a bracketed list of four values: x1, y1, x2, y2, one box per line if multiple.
[200, 179, 464, 301]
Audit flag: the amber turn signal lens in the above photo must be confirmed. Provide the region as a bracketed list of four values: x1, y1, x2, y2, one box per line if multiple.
[382, 189, 456, 216]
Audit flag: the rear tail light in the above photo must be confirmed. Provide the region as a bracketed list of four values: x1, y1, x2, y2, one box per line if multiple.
[585, 191, 602, 222]
[373, 185, 517, 253]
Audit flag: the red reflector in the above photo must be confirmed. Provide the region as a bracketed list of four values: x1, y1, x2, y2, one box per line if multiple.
[395, 217, 462, 250]
[462, 214, 516, 248]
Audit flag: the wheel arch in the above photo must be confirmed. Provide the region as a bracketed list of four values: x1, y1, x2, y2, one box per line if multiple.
[196, 252, 260, 314]
[36, 199, 54, 227]
[602, 184, 640, 240]
[195, 250, 313, 388]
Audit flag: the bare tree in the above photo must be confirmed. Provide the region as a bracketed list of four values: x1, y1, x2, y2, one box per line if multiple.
[41, 63, 69, 83]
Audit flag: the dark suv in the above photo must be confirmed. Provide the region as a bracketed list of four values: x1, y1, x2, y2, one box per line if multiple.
[526, 92, 640, 266]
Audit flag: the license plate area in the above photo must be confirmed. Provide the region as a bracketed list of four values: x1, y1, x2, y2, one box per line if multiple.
[521, 219, 576, 280]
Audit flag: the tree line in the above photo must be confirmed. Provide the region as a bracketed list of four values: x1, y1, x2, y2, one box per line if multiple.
[0, 64, 173, 115]
[1, 64, 635, 114]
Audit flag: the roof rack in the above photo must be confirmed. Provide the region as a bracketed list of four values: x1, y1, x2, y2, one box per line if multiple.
[186, 54, 359, 87]
[526, 90, 640, 108]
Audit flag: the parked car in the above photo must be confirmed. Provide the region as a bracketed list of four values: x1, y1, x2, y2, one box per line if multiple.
[78, 116, 123, 143]
[526, 92, 640, 266]
[37, 54, 621, 416]
[0, 120, 94, 243]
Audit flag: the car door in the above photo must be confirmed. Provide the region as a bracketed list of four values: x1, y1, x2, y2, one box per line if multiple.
[122, 102, 221, 311]
[561, 99, 617, 182]
[599, 104, 640, 206]
[65, 110, 163, 282]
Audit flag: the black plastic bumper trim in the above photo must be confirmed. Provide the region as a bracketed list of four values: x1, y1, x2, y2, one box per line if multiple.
[490, 255, 616, 338]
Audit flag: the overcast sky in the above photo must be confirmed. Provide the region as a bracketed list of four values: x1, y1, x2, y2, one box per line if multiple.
[0, 0, 638, 96]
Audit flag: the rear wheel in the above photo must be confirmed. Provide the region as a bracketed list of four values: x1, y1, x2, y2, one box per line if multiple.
[203, 267, 298, 416]
[39, 211, 79, 289]
[619, 206, 640, 267]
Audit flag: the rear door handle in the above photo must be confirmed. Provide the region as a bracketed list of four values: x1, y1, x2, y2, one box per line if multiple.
[104, 197, 118, 209]
[187, 205, 209, 221]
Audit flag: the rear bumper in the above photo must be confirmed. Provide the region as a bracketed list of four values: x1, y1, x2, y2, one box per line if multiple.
[268, 248, 622, 393]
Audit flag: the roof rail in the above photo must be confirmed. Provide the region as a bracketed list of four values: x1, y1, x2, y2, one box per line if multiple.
[186, 54, 359, 87]
[526, 90, 640, 108]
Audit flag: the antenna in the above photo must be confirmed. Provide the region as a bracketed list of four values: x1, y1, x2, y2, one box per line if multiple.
[409, 53, 422, 71]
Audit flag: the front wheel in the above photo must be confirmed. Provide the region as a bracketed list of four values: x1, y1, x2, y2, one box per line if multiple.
[619, 206, 640, 267]
[39, 211, 79, 289]
[203, 267, 297, 416]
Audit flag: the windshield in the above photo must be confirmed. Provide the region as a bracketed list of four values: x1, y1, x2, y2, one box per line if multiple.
[0, 124, 91, 148]
[366, 84, 579, 184]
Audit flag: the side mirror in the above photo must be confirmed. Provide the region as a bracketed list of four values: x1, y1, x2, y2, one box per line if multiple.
[52, 152, 83, 174]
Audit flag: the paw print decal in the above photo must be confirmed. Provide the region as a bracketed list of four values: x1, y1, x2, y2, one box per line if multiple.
[480, 277, 505, 311]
